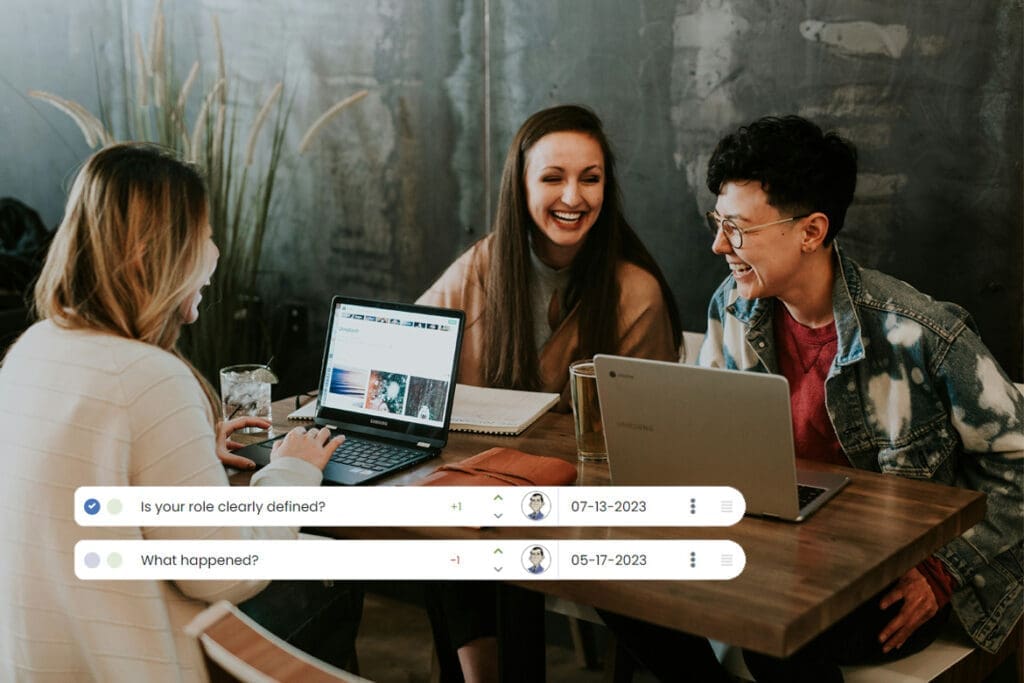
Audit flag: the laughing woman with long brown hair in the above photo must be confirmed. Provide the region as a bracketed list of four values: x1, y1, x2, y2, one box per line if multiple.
[417, 105, 682, 681]
[419, 104, 681, 411]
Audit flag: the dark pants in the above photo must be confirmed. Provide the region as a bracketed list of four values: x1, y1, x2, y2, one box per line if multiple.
[599, 594, 950, 683]
[743, 598, 951, 682]
[238, 580, 364, 671]
[597, 609, 734, 683]
[424, 581, 498, 682]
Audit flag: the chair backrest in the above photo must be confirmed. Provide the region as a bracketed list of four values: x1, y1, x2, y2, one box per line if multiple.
[681, 331, 706, 365]
[185, 601, 370, 683]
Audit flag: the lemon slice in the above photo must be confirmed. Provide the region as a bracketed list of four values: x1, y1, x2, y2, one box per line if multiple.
[251, 367, 279, 384]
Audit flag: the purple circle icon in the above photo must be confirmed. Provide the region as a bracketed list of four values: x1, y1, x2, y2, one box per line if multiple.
[84, 552, 100, 569]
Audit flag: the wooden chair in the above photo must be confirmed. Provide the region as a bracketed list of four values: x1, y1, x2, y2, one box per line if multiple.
[544, 596, 644, 682]
[546, 596, 605, 670]
[185, 600, 371, 683]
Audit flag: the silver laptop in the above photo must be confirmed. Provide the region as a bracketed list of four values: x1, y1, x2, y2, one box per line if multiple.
[594, 355, 849, 522]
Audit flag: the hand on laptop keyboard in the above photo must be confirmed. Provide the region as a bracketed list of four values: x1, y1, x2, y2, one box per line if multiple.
[272, 426, 346, 471]
[217, 416, 275, 470]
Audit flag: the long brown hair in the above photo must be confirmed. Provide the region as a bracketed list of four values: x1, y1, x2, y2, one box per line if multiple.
[33, 143, 221, 420]
[483, 105, 681, 390]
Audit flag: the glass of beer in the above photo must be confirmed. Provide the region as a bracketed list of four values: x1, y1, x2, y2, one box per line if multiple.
[569, 359, 607, 461]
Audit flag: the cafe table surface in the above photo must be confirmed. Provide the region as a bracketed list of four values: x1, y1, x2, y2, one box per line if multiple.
[231, 395, 985, 659]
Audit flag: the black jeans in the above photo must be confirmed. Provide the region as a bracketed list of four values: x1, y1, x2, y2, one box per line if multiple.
[424, 581, 498, 682]
[742, 596, 951, 682]
[599, 594, 951, 683]
[597, 609, 734, 683]
[238, 580, 364, 671]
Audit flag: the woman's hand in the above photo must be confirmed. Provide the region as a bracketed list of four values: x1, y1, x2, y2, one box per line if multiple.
[216, 416, 271, 469]
[271, 426, 346, 471]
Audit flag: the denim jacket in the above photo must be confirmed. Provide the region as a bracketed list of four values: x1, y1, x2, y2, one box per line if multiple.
[698, 245, 1023, 653]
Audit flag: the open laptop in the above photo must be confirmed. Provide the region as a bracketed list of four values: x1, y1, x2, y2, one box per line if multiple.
[594, 355, 849, 521]
[235, 296, 465, 485]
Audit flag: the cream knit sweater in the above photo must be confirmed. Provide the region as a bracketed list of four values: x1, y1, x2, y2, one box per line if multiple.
[0, 321, 321, 682]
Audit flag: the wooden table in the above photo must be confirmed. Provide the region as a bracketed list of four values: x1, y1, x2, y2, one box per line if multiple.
[239, 395, 985, 663]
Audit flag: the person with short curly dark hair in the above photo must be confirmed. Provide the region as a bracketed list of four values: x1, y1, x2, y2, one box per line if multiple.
[705, 115, 857, 244]
[602, 115, 1021, 683]
[699, 117, 1020, 683]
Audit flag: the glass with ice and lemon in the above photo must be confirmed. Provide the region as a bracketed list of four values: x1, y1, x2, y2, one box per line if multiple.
[219, 364, 278, 432]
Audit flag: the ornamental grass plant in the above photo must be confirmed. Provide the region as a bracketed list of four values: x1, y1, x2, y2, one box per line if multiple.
[31, 2, 367, 384]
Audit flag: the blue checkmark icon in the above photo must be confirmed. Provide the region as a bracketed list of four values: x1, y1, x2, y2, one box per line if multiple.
[84, 498, 101, 515]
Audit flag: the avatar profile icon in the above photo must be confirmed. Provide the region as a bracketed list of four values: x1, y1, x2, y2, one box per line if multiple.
[522, 491, 549, 521]
[522, 545, 550, 575]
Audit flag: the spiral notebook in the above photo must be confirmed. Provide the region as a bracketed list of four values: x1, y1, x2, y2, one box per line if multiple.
[289, 384, 558, 436]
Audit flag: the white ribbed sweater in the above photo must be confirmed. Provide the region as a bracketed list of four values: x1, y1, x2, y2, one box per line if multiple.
[0, 321, 321, 682]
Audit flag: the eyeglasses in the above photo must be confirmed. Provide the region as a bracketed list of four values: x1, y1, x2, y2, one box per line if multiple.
[705, 211, 810, 249]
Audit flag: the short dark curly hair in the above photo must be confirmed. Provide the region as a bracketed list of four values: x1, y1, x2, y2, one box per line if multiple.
[706, 116, 857, 245]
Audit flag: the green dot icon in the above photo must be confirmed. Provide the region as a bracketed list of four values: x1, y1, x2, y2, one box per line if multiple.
[107, 499, 123, 515]
[107, 552, 123, 568]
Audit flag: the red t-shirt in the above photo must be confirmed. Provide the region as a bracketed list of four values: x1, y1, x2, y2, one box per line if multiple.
[773, 300, 957, 602]
[773, 301, 846, 466]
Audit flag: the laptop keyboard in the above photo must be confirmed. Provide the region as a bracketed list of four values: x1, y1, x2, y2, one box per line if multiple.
[330, 435, 426, 472]
[797, 484, 826, 509]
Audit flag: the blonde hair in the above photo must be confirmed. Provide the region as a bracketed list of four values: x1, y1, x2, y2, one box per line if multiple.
[34, 143, 221, 420]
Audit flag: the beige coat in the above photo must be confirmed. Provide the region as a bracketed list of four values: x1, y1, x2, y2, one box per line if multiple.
[417, 235, 679, 410]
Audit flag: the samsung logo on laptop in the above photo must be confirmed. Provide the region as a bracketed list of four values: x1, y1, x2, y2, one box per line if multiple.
[369, 418, 389, 427]
[617, 421, 654, 432]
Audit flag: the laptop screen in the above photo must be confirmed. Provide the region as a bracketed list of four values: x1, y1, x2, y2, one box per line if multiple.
[315, 297, 464, 445]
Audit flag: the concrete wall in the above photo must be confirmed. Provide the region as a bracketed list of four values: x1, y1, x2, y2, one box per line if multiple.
[3, 0, 1021, 379]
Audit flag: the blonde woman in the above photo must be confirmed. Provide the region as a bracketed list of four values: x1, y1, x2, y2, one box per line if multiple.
[0, 144, 358, 682]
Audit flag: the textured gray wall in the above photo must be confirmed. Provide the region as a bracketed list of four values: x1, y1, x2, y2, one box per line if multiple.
[1, 1, 119, 223]
[3, 0, 1021, 378]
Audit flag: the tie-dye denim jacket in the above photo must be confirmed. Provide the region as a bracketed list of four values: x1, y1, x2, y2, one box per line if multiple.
[698, 247, 1023, 653]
